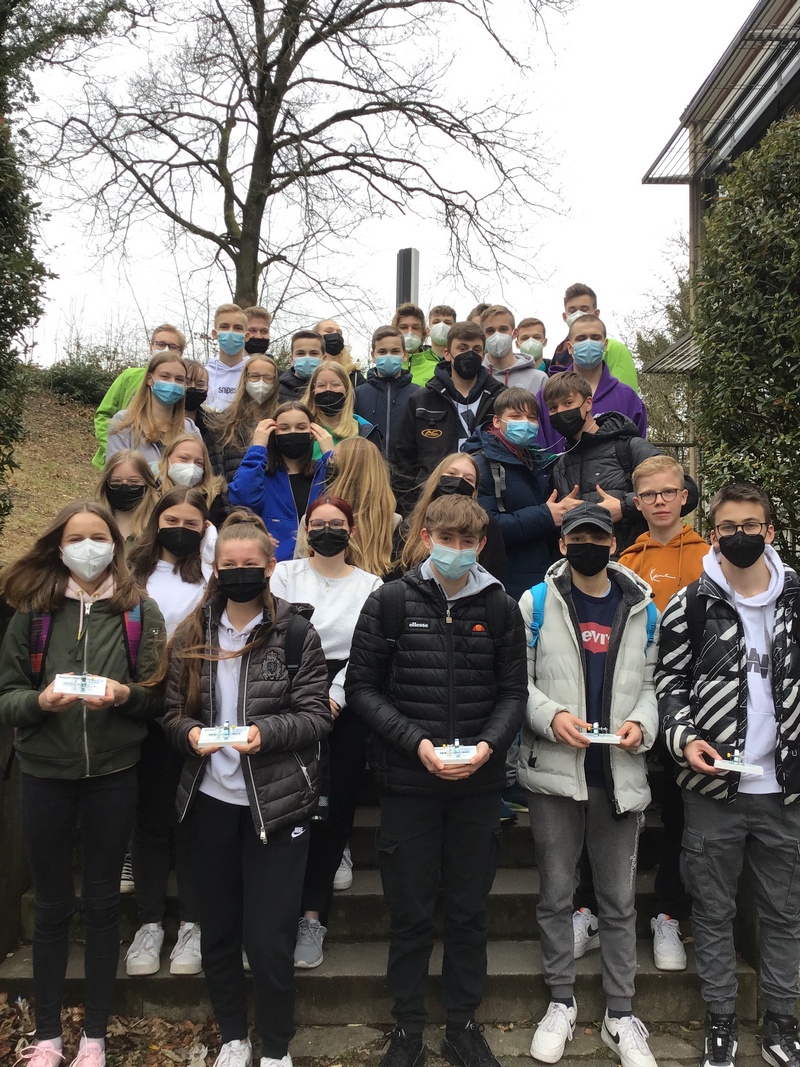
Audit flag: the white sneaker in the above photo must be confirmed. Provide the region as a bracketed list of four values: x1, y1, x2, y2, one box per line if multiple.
[601, 1013, 657, 1067]
[213, 1039, 252, 1067]
[125, 922, 165, 976]
[119, 854, 135, 894]
[260, 1057, 292, 1067]
[651, 913, 687, 971]
[530, 1000, 577, 1063]
[170, 922, 202, 975]
[572, 908, 600, 959]
[333, 846, 353, 891]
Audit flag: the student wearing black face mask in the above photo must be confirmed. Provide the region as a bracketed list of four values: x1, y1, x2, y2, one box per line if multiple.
[228, 401, 334, 562]
[657, 483, 800, 1067]
[519, 501, 660, 1067]
[302, 360, 380, 454]
[393, 322, 504, 511]
[161, 510, 331, 1067]
[542, 373, 698, 557]
[125, 488, 212, 980]
[243, 305, 272, 356]
[270, 496, 382, 971]
[96, 450, 160, 547]
[314, 317, 367, 390]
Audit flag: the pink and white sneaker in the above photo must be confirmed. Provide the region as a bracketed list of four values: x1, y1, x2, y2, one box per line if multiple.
[14, 1042, 64, 1067]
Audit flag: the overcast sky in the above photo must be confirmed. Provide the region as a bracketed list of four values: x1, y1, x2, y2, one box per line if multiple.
[30, 0, 757, 364]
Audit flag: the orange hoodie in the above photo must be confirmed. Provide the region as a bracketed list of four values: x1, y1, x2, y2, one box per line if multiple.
[618, 525, 709, 612]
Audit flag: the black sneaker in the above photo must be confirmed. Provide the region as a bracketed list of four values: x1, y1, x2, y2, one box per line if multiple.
[379, 1028, 425, 1067]
[763, 1014, 800, 1067]
[701, 1013, 738, 1067]
[441, 1020, 501, 1067]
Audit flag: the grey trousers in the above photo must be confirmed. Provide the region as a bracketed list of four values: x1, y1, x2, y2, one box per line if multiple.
[529, 788, 642, 1011]
[682, 789, 800, 1017]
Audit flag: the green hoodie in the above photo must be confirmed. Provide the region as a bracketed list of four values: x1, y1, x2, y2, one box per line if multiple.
[0, 597, 166, 779]
[408, 347, 441, 388]
[92, 366, 147, 469]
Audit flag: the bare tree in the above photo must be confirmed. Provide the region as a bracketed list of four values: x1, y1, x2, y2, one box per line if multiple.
[36, 0, 569, 311]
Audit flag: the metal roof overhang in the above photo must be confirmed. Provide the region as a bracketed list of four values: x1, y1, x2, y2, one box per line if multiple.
[642, 333, 701, 374]
[643, 0, 800, 184]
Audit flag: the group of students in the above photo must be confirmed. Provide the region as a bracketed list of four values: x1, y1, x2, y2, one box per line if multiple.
[1, 285, 798, 1067]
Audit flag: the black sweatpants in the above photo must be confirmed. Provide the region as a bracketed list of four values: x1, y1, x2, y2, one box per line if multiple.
[184, 791, 309, 1058]
[300, 701, 368, 921]
[132, 721, 199, 925]
[377, 789, 502, 1030]
[21, 767, 138, 1040]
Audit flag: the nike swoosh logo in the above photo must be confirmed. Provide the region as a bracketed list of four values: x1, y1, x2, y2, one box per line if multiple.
[291, 827, 306, 838]
[588, 926, 599, 937]
[605, 1028, 620, 1046]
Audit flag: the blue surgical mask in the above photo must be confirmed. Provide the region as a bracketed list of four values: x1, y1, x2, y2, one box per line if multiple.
[572, 339, 605, 368]
[152, 380, 185, 405]
[504, 419, 539, 447]
[294, 356, 322, 379]
[217, 331, 245, 356]
[375, 355, 404, 378]
[430, 542, 477, 581]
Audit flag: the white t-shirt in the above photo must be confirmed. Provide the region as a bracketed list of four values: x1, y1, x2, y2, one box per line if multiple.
[199, 608, 264, 807]
[270, 559, 382, 707]
[145, 561, 207, 638]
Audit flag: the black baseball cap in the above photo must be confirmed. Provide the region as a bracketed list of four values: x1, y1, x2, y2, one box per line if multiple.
[561, 501, 614, 537]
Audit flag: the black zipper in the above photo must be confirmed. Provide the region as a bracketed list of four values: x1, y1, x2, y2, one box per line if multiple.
[445, 604, 455, 742]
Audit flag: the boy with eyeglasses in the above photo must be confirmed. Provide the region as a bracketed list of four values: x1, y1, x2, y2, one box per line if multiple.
[656, 482, 800, 1067]
[617, 456, 709, 974]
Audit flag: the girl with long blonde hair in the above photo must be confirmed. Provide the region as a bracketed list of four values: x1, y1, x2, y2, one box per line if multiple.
[296, 436, 399, 578]
[96, 449, 160, 544]
[399, 452, 507, 580]
[301, 361, 380, 456]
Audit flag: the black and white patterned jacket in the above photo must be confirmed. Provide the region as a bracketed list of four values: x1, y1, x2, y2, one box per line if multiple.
[655, 565, 800, 804]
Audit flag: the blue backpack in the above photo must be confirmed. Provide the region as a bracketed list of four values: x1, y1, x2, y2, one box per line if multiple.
[526, 581, 657, 653]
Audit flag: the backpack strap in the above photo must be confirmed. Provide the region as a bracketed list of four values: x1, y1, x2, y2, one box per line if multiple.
[121, 602, 143, 677]
[29, 612, 53, 688]
[284, 613, 312, 682]
[645, 600, 657, 652]
[483, 585, 510, 645]
[527, 582, 548, 648]
[379, 580, 407, 649]
[488, 460, 507, 513]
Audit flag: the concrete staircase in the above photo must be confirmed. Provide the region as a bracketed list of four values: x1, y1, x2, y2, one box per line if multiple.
[0, 799, 759, 1026]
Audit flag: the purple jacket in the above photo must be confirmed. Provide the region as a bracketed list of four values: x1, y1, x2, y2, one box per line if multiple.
[537, 362, 647, 451]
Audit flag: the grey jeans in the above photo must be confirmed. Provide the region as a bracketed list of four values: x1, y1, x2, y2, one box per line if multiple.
[529, 788, 643, 1011]
[682, 789, 800, 1017]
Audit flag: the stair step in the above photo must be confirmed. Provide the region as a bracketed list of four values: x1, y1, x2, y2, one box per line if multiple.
[0, 939, 757, 1025]
[19, 869, 664, 944]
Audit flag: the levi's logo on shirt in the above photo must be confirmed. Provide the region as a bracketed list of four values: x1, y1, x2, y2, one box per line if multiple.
[581, 623, 611, 654]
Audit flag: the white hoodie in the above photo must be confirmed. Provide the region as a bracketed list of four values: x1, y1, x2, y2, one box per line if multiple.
[205, 356, 249, 412]
[703, 544, 784, 793]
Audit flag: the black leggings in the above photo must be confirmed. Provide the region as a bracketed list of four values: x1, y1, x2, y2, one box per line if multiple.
[300, 701, 368, 922]
[184, 792, 309, 1058]
[21, 767, 137, 1040]
[131, 721, 199, 925]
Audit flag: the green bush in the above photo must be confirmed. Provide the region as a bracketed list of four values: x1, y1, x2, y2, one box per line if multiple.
[46, 345, 131, 406]
[694, 113, 800, 567]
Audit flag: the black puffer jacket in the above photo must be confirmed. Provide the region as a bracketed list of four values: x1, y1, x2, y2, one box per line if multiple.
[551, 411, 699, 555]
[345, 567, 527, 797]
[392, 364, 505, 500]
[656, 564, 800, 804]
[164, 595, 332, 839]
[205, 423, 251, 484]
